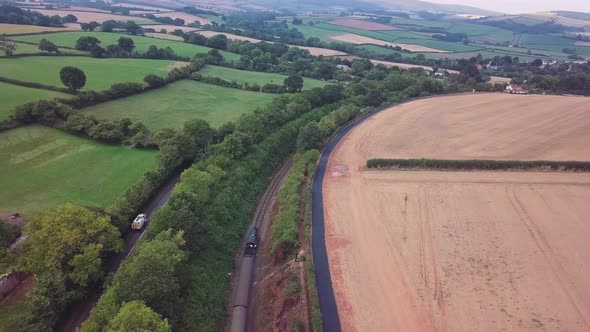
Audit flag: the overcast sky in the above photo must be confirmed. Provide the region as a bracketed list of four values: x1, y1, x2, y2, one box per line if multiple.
[426, 0, 590, 14]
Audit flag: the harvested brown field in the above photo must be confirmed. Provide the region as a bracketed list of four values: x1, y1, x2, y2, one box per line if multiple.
[153, 11, 211, 25]
[0, 23, 79, 35]
[196, 30, 262, 43]
[338, 56, 458, 73]
[27, 9, 150, 23]
[323, 93, 590, 331]
[144, 32, 183, 40]
[328, 19, 398, 31]
[141, 24, 200, 33]
[297, 45, 347, 56]
[330, 33, 448, 53]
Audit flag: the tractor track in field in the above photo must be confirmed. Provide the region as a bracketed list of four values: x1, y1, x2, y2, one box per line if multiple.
[55, 173, 181, 332]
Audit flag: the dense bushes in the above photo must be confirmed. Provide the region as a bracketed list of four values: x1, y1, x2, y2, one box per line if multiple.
[80, 230, 185, 331]
[271, 150, 319, 262]
[366, 158, 590, 171]
[17, 205, 123, 330]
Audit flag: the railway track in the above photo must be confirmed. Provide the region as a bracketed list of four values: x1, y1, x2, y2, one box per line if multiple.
[229, 159, 293, 332]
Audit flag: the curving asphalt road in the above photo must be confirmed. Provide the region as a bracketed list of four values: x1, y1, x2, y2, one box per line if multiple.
[311, 104, 394, 332]
[56, 173, 181, 332]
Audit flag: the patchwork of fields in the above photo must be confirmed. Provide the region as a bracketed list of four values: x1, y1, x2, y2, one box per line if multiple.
[81, 80, 276, 128]
[0, 125, 158, 216]
[11, 32, 240, 60]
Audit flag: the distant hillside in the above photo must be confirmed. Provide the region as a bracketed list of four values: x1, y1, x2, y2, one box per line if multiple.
[257, 0, 501, 16]
[367, 0, 502, 16]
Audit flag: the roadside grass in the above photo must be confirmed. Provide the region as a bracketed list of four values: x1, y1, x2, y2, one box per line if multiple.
[81, 80, 276, 128]
[0, 56, 177, 90]
[199, 66, 328, 90]
[10, 32, 240, 60]
[0, 125, 158, 216]
[0, 82, 69, 120]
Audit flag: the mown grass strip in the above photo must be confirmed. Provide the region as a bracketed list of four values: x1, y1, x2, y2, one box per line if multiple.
[367, 158, 590, 171]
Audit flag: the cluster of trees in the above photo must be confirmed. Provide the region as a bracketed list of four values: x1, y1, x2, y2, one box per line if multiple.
[98, 20, 142, 34]
[74, 35, 181, 59]
[145, 14, 185, 26]
[13, 205, 123, 330]
[0, 5, 75, 27]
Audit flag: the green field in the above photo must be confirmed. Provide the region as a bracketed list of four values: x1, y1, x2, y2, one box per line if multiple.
[0, 125, 158, 215]
[293, 22, 479, 53]
[0, 82, 69, 120]
[82, 80, 276, 128]
[199, 66, 327, 89]
[11, 32, 240, 60]
[0, 42, 88, 57]
[0, 56, 177, 91]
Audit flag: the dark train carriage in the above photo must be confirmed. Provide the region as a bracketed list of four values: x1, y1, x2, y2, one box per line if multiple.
[244, 227, 258, 256]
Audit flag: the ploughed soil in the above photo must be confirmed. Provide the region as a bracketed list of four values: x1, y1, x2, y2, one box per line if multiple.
[330, 33, 448, 53]
[322, 93, 590, 331]
[328, 19, 399, 31]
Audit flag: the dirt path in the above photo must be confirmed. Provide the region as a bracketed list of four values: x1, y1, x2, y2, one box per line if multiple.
[321, 94, 590, 331]
[55, 173, 181, 332]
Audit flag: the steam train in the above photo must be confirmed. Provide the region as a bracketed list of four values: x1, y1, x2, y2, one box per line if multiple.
[230, 227, 259, 332]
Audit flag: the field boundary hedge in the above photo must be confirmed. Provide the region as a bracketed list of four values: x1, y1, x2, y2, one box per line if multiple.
[366, 158, 590, 171]
[0, 75, 74, 94]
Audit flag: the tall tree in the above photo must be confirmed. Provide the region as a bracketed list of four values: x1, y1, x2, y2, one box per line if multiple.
[118, 37, 135, 52]
[60, 66, 86, 91]
[107, 301, 171, 332]
[38, 38, 59, 53]
[283, 75, 304, 93]
[0, 38, 16, 56]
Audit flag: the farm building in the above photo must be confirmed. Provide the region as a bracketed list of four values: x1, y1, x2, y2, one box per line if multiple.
[505, 84, 527, 94]
[337, 64, 352, 72]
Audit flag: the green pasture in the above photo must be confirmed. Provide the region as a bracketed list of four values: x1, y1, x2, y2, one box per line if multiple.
[0, 42, 87, 57]
[0, 82, 69, 120]
[11, 32, 240, 60]
[199, 65, 327, 89]
[81, 80, 276, 129]
[0, 125, 158, 216]
[0, 56, 177, 91]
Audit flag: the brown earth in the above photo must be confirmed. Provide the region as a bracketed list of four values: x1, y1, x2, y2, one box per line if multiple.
[153, 11, 211, 25]
[0, 23, 79, 35]
[141, 24, 200, 32]
[322, 93, 590, 331]
[330, 33, 448, 53]
[196, 31, 347, 56]
[328, 19, 398, 31]
[26, 9, 145, 23]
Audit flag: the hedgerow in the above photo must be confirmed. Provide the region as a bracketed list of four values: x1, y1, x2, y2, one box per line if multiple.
[366, 158, 590, 171]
